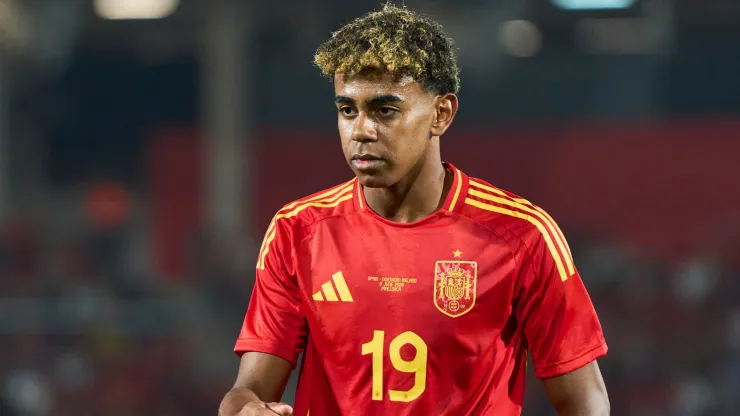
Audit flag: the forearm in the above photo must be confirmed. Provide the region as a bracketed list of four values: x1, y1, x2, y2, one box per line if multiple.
[544, 361, 610, 416]
[554, 395, 610, 416]
[557, 407, 609, 416]
[219, 386, 261, 416]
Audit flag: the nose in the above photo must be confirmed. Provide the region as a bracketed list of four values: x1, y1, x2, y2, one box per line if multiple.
[350, 112, 378, 143]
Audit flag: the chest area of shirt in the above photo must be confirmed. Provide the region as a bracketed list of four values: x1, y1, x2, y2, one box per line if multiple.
[296, 219, 517, 325]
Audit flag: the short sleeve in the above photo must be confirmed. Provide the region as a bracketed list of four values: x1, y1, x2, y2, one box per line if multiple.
[515, 225, 607, 379]
[234, 220, 307, 367]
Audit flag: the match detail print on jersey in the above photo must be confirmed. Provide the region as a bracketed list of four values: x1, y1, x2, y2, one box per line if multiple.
[465, 180, 575, 282]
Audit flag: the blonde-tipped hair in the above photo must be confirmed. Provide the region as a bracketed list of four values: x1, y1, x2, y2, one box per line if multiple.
[314, 3, 460, 95]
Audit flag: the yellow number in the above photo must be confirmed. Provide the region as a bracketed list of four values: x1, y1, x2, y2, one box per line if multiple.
[361, 330, 385, 400]
[361, 330, 428, 402]
[388, 331, 427, 402]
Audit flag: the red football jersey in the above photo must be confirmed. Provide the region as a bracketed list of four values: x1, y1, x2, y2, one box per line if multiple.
[236, 163, 607, 415]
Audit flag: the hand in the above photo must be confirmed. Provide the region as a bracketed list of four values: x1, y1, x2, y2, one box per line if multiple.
[237, 401, 294, 415]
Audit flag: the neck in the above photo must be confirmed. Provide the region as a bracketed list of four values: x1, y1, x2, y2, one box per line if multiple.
[363, 144, 451, 223]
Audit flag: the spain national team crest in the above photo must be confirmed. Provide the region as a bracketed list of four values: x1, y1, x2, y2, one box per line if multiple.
[434, 260, 478, 318]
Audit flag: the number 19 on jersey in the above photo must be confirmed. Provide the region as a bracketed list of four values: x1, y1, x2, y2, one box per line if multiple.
[361, 330, 428, 402]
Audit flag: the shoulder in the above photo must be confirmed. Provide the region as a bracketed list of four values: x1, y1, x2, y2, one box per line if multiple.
[256, 179, 357, 270]
[461, 176, 565, 246]
[266, 178, 357, 233]
[461, 176, 575, 280]
[271, 178, 357, 229]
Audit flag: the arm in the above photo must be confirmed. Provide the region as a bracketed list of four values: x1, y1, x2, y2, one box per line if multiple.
[218, 352, 294, 416]
[542, 361, 610, 416]
[512, 211, 609, 414]
[220, 214, 307, 415]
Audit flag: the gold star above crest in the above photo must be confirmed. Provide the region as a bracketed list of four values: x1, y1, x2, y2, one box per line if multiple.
[453, 249, 462, 258]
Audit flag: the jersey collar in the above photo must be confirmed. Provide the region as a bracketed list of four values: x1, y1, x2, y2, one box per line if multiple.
[354, 162, 469, 215]
[442, 162, 469, 213]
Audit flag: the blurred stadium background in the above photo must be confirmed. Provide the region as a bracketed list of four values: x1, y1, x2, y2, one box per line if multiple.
[0, 0, 739, 414]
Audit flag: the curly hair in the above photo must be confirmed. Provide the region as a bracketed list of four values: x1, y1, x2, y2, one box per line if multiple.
[314, 3, 460, 95]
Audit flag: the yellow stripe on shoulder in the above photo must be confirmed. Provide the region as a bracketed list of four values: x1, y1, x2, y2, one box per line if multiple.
[470, 180, 575, 276]
[256, 182, 355, 270]
[469, 180, 572, 258]
[282, 179, 356, 212]
[464, 197, 572, 282]
[256, 180, 354, 267]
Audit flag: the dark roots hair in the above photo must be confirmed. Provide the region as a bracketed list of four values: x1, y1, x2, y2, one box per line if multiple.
[314, 3, 460, 95]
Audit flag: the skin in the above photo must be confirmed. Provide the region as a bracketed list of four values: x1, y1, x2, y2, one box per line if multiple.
[219, 70, 610, 416]
[218, 353, 293, 416]
[335, 70, 457, 223]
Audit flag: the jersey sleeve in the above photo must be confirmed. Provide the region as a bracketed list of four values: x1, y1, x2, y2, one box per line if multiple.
[234, 218, 307, 367]
[514, 222, 607, 379]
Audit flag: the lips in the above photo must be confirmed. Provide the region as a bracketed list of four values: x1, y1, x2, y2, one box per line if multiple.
[351, 153, 385, 171]
[352, 154, 383, 161]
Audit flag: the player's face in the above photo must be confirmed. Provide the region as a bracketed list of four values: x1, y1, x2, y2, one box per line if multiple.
[334, 71, 440, 188]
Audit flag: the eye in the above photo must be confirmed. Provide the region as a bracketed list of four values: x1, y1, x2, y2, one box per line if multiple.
[377, 107, 398, 117]
[339, 106, 357, 116]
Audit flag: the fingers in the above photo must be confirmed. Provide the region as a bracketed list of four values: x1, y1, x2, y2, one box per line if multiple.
[266, 402, 294, 415]
[236, 401, 293, 416]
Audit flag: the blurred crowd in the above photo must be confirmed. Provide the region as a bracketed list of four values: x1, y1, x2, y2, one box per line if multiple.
[0, 212, 253, 415]
[0, 207, 739, 415]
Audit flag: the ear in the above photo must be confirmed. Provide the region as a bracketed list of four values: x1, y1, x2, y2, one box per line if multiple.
[430, 93, 459, 137]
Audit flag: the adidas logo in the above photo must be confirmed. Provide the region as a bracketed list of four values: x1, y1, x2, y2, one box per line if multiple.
[312, 271, 354, 302]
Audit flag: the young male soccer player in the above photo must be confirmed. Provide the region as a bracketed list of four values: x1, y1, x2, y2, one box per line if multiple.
[219, 4, 609, 416]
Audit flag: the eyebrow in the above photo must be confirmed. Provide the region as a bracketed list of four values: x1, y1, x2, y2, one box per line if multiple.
[335, 94, 404, 106]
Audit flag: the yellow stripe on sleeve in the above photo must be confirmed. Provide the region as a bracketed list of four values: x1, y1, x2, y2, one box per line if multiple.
[256, 192, 353, 269]
[465, 198, 570, 282]
[256, 180, 354, 264]
[469, 180, 575, 275]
